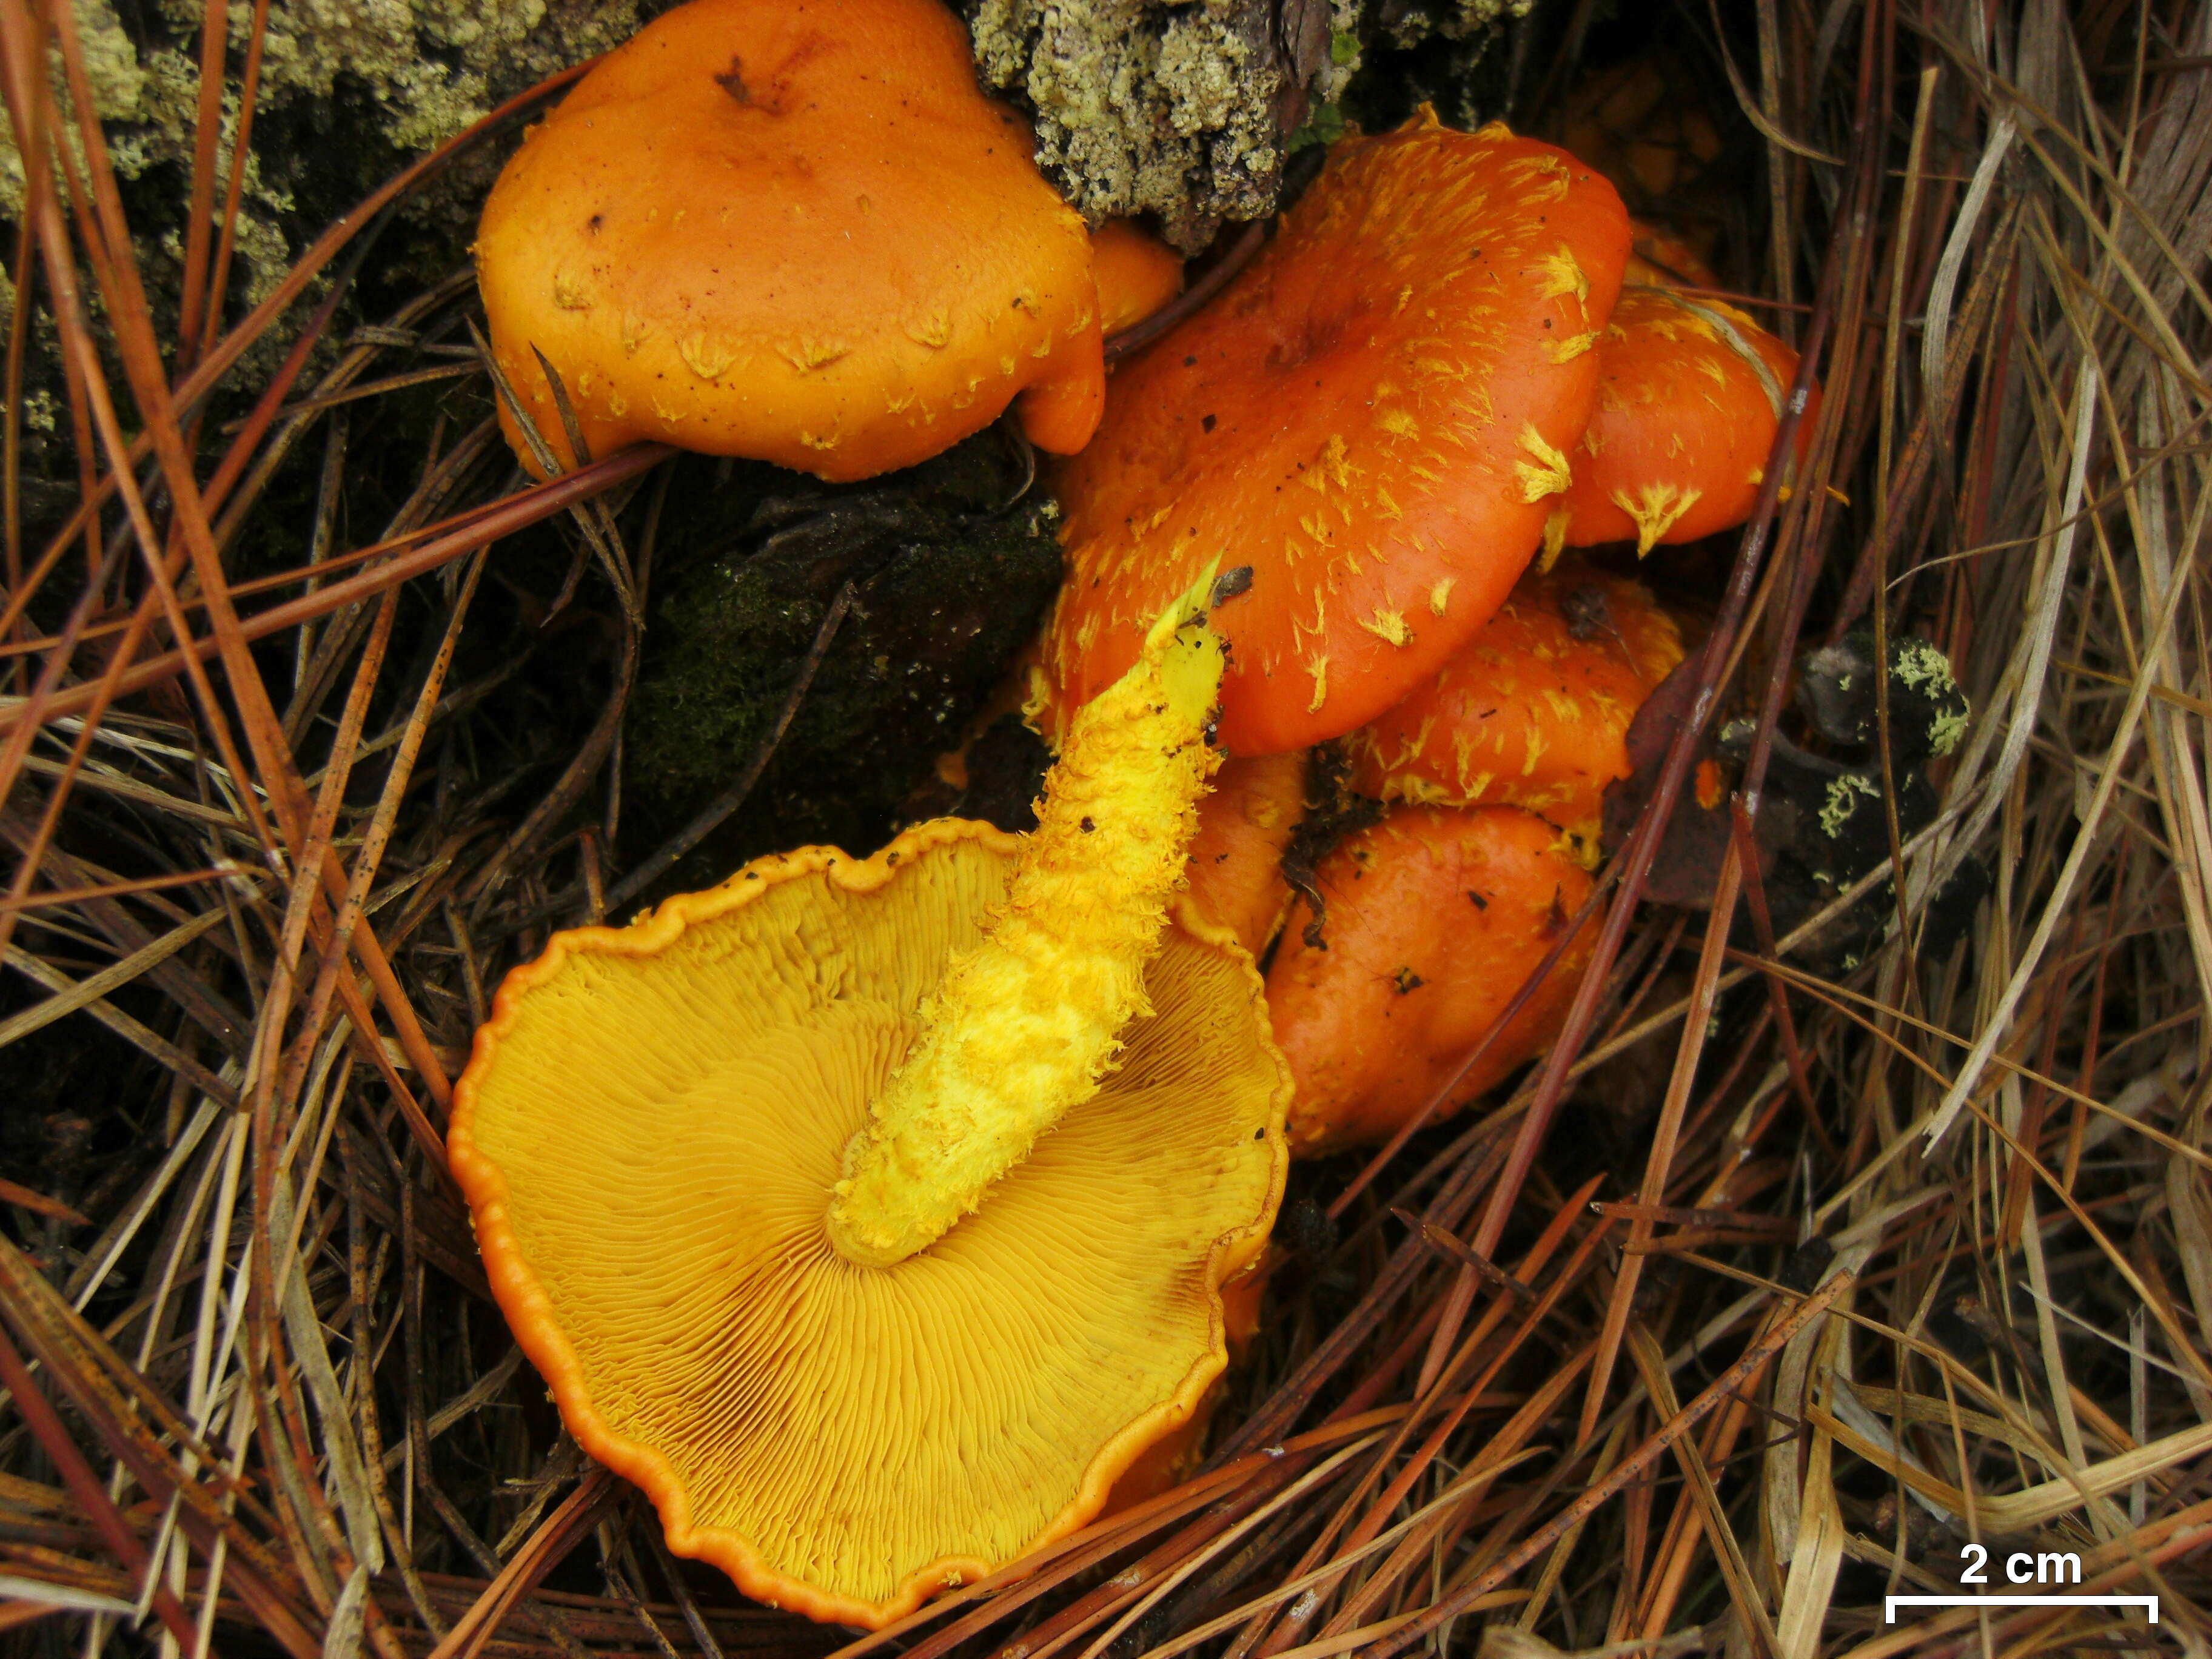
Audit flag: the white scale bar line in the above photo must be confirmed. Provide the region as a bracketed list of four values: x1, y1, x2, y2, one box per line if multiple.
[1885, 1597, 2158, 1624]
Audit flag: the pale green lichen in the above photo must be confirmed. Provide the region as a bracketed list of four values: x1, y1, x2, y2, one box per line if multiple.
[0, 0, 170, 221]
[968, 0, 1543, 250]
[1928, 704, 1967, 757]
[1380, 0, 1535, 49]
[968, 0, 1286, 252]
[21, 389, 58, 432]
[1891, 635, 1958, 694]
[241, 0, 646, 155]
[1818, 773, 1879, 840]
[1, 0, 645, 341]
[1317, 3, 1362, 104]
[1892, 636, 1967, 755]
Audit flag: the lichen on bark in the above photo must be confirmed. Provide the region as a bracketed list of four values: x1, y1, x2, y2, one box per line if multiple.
[965, 0, 1314, 252]
[0, 0, 655, 344]
[964, 0, 1539, 253]
[0, 0, 666, 529]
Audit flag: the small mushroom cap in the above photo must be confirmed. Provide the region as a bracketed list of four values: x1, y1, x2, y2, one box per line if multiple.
[1042, 116, 1630, 756]
[1342, 561, 1684, 852]
[1178, 751, 1307, 958]
[1091, 220, 1186, 337]
[476, 0, 1104, 484]
[1560, 285, 1818, 553]
[1625, 218, 1719, 289]
[1265, 805, 1596, 1156]
[1561, 59, 1725, 209]
[450, 819, 1287, 1627]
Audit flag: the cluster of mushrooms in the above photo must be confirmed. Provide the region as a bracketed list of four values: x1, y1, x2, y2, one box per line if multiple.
[450, 0, 1815, 1629]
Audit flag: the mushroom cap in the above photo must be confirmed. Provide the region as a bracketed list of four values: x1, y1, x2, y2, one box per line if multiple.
[1096, 1258, 1270, 1515]
[1342, 561, 1684, 852]
[1091, 220, 1186, 337]
[1559, 284, 1817, 552]
[449, 818, 1288, 1627]
[1178, 751, 1307, 958]
[1041, 116, 1631, 756]
[1561, 59, 1725, 209]
[476, 0, 1104, 484]
[1265, 805, 1596, 1156]
[1626, 218, 1720, 289]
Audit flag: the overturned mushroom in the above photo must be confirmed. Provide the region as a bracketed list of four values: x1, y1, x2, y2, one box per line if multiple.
[454, 574, 1289, 1624]
[476, 0, 1104, 482]
[825, 574, 1252, 1268]
[1098, 1259, 1272, 1513]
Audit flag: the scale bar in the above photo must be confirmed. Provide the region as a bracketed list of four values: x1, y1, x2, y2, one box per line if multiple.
[1885, 1597, 2157, 1624]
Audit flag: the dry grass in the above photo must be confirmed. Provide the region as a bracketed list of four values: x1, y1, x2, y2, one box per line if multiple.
[2, 1, 2209, 1657]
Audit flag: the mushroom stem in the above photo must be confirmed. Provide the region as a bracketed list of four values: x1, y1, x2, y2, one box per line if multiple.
[825, 570, 1230, 1269]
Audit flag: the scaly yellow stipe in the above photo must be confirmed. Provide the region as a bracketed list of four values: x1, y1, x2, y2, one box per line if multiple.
[825, 568, 1230, 1269]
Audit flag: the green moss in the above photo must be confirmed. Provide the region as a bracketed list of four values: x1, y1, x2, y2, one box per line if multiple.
[1290, 101, 1347, 152]
[625, 439, 1064, 891]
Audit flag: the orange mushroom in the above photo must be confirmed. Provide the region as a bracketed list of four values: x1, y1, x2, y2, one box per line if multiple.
[1179, 751, 1307, 958]
[1265, 805, 1596, 1156]
[449, 818, 1282, 1627]
[452, 821, 1287, 1627]
[1561, 59, 1724, 214]
[1098, 1258, 1270, 1513]
[1091, 219, 1186, 337]
[475, 0, 1103, 483]
[1558, 284, 1817, 554]
[1041, 113, 1631, 757]
[1342, 560, 1684, 854]
[1626, 218, 1719, 289]
[453, 577, 1290, 1624]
